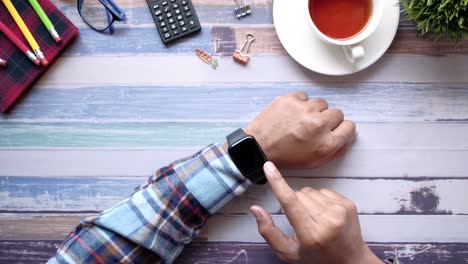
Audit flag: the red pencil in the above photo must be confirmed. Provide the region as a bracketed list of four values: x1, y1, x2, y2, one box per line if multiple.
[0, 20, 40, 66]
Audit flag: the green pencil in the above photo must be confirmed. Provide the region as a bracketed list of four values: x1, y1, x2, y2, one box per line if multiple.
[28, 0, 62, 43]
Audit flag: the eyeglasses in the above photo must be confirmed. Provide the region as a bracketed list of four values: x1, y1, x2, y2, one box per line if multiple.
[77, 0, 126, 34]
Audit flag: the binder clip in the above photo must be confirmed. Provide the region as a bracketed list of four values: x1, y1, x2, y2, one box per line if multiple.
[233, 0, 251, 18]
[233, 33, 255, 65]
[195, 48, 219, 69]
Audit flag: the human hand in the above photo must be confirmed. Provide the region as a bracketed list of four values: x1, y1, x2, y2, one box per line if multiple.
[244, 91, 356, 168]
[250, 162, 383, 264]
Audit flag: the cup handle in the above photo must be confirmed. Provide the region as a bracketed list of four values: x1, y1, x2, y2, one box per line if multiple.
[342, 45, 365, 63]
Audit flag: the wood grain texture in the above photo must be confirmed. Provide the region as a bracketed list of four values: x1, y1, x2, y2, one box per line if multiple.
[3, 84, 468, 122]
[35, 56, 468, 85]
[217, 26, 468, 56]
[1, 122, 468, 148]
[1, 176, 467, 215]
[1, 149, 468, 178]
[1, 215, 468, 242]
[1, 241, 467, 264]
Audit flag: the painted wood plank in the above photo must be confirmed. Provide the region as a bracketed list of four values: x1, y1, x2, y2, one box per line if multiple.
[54, 6, 273, 28]
[1, 149, 467, 178]
[215, 26, 468, 56]
[1, 215, 467, 242]
[1, 177, 467, 215]
[3, 83, 468, 122]
[200, 215, 468, 243]
[1, 122, 468, 149]
[35, 56, 468, 85]
[1, 241, 468, 264]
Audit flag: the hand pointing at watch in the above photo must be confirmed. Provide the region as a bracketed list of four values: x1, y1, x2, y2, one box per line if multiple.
[251, 162, 383, 264]
[244, 91, 356, 168]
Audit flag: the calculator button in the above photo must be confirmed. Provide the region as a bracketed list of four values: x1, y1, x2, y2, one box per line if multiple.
[157, 15, 164, 21]
[161, 27, 169, 33]
[179, 20, 185, 26]
[153, 4, 160, 9]
[188, 19, 197, 29]
[181, 0, 187, 5]
[168, 18, 175, 24]
[172, 4, 179, 8]
[177, 14, 184, 20]
[174, 9, 181, 15]
[160, 21, 167, 27]
[170, 24, 177, 30]
[166, 12, 173, 18]
[163, 6, 171, 12]
[155, 10, 162, 16]
[183, 6, 190, 11]
[172, 29, 180, 36]
[162, 1, 168, 5]
[185, 11, 192, 17]
[164, 32, 171, 39]
[181, 26, 188, 32]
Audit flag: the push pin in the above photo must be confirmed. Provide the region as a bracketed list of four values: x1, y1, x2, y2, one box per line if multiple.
[233, 33, 255, 65]
[233, 0, 251, 18]
[195, 48, 219, 69]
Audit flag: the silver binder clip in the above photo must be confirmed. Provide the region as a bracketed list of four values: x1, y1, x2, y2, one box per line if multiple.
[233, 0, 251, 18]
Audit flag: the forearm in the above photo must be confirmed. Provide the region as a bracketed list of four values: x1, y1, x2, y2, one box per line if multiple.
[48, 143, 249, 264]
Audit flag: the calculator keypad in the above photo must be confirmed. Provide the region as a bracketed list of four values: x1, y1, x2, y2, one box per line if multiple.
[147, 0, 201, 44]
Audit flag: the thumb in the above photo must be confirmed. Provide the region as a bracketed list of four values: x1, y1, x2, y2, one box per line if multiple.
[250, 205, 298, 260]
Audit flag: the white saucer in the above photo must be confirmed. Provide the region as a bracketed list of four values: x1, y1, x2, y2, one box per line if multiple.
[273, 0, 400, 76]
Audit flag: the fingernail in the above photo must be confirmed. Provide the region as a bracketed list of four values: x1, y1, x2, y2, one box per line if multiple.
[251, 206, 262, 221]
[264, 161, 276, 173]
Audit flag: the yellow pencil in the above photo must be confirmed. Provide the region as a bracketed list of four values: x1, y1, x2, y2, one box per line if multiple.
[2, 0, 48, 65]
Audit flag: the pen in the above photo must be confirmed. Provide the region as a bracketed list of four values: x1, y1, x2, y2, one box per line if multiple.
[0, 20, 40, 66]
[2, 0, 48, 66]
[0, 58, 7, 68]
[28, 0, 62, 43]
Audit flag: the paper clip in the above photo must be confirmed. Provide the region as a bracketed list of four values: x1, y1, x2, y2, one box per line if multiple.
[233, 33, 255, 65]
[233, 0, 251, 18]
[195, 49, 219, 69]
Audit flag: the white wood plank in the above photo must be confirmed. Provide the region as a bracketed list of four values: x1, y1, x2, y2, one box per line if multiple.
[200, 215, 468, 243]
[38, 55, 468, 86]
[222, 179, 468, 215]
[1, 149, 467, 177]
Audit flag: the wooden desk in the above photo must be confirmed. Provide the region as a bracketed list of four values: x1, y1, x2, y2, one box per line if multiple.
[1, 0, 468, 263]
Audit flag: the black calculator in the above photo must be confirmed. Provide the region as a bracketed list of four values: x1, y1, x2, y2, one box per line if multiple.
[146, 0, 201, 44]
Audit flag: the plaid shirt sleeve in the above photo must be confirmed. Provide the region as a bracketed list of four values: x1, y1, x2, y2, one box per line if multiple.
[47, 143, 250, 264]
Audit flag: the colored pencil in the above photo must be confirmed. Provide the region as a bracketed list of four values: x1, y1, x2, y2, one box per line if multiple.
[2, 0, 48, 66]
[0, 58, 7, 68]
[28, 0, 62, 43]
[0, 20, 40, 66]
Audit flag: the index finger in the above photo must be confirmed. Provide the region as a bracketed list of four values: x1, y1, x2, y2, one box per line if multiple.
[264, 162, 317, 236]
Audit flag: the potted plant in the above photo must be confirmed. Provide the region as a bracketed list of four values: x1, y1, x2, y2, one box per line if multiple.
[402, 0, 468, 44]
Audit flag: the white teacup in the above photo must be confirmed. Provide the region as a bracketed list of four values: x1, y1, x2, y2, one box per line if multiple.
[306, 0, 383, 63]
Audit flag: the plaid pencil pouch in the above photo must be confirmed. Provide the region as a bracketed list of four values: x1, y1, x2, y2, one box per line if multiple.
[0, 0, 79, 112]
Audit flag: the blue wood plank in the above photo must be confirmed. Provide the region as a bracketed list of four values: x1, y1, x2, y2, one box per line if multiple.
[2, 84, 468, 122]
[0, 176, 144, 212]
[57, 6, 273, 27]
[65, 27, 213, 55]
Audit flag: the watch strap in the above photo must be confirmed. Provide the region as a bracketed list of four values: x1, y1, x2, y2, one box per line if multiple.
[226, 128, 248, 146]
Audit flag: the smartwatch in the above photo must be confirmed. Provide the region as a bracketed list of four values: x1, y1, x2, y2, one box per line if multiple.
[226, 128, 268, 184]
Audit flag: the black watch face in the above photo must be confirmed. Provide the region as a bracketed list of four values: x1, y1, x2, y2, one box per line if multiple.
[229, 137, 267, 183]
